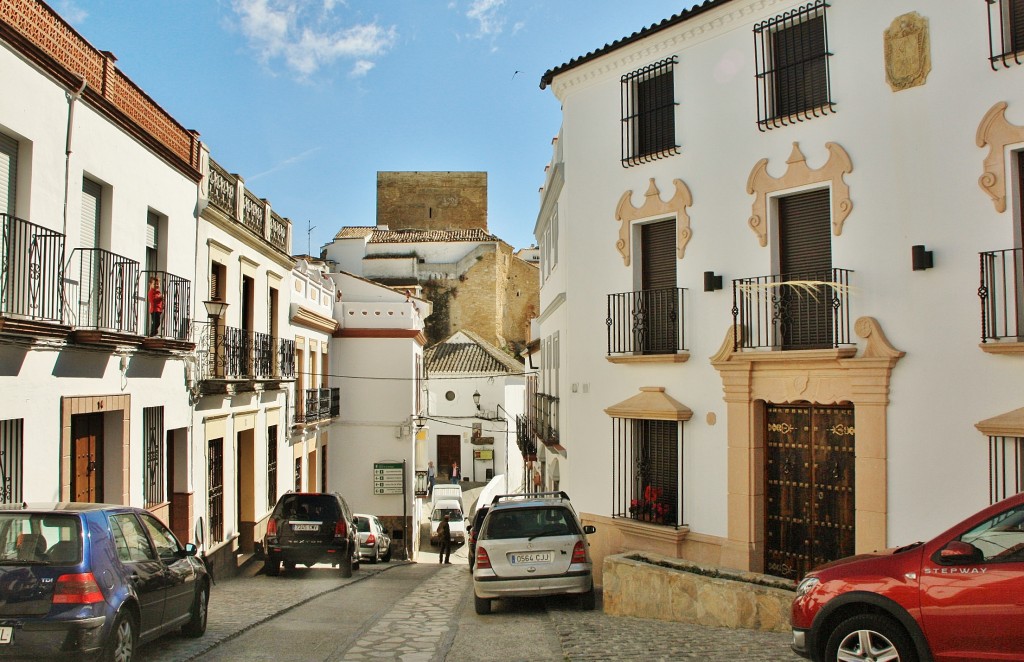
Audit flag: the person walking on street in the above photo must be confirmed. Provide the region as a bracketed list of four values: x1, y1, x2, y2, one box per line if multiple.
[427, 461, 436, 495]
[438, 514, 452, 564]
[451, 461, 460, 485]
[147, 277, 164, 337]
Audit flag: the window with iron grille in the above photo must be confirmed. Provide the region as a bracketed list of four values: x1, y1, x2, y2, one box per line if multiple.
[208, 438, 224, 543]
[620, 56, 679, 167]
[754, 1, 833, 130]
[611, 417, 682, 527]
[294, 457, 302, 492]
[267, 425, 278, 510]
[988, 0, 1024, 68]
[142, 407, 165, 506]
[0, 419, 23, 504]
[989, 435, 1024, 504]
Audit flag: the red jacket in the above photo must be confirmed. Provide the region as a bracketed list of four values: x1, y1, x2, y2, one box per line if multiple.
[148, 286, 164, 313]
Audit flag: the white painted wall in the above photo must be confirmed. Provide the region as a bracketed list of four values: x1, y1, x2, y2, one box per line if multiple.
[542, 0, 1024, 546]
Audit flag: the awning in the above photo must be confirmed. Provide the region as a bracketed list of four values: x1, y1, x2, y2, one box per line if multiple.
[604, 386, 693, 421]
[976, 407, 1024, 437]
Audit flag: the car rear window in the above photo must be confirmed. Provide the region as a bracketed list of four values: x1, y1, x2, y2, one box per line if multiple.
[0, 513, 82, 565]
[355, 517, 370, 533]
[484, 507, 578, 540]
[432, 508, 464, 522]
[275, 494, 341, 521]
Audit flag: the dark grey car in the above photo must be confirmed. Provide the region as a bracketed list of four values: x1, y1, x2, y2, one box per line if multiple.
[262, 492, 360, 577]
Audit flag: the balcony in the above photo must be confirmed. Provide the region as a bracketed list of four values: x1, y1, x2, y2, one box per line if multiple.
[65, 247, 140, 345]
[514, 414, 537, 460]
[139, 270, 193, 351]
[192, 321, 295, 394]
[295, 387, 340, 426]
[606, 287, 688, 362]
[979, 248, 1024, 353]
[207, 161, 290, 254]
[732, 268, 854, 352]
[0, 213, 69, 338]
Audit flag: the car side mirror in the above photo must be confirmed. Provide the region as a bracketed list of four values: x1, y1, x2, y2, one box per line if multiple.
[583, 525, 596, 535]
[937, 540, 983, 565]
[183, 543, 199, 557]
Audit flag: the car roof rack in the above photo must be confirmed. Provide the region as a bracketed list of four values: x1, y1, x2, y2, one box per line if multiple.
[490, 491, 571, 505]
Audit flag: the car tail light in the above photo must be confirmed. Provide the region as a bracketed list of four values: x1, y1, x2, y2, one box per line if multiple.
[335, 519, 347, 537]
[267, 518, 277, 536]
[53, 573, 104, 604]
[475, 547, 491, 570]
[571, 541, 588, 564]
[366, 533, 375, 545]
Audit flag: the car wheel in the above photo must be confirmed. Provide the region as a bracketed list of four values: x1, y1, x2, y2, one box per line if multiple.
[382, 546, 392, 562]
[825, 614, 917, 662]
[579, 586, 596, 611]
[102, 610, 137, 662]
[263, 556, 281, 577]
[474, 594, 491, 615]
[283, 559, 296, 573]
[368, 547, 378, 564]
[182, 582, 209, 637]
[340, 557, 353, 578]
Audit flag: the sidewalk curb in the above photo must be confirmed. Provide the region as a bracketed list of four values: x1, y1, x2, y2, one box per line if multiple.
[179, 562, 412, 661]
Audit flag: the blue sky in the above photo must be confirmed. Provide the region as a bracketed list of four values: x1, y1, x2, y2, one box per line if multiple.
[55, 1, 698, 255]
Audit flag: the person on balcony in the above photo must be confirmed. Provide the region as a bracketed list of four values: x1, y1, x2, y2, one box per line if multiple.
[147, 277, 164, 337]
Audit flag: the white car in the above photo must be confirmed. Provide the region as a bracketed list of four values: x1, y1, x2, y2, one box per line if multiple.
[430, 500, 467, 545]
[354, 513, 392, 563]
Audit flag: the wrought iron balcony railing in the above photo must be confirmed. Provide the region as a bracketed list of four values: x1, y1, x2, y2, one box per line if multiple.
[0, 213, 65, 324]
[295, 387, 339, 424]
[607, 287, 686, 355]
[192, 321, 295, 382]
[207, 159, 290, 254]
[732, 268, 853, 351]
[515, 414, 536, 459]
[530, 392, 560, 447]
[65, 248, 140, 333]
[139, 270, 190, 340]
[980, 248, 1024, 342]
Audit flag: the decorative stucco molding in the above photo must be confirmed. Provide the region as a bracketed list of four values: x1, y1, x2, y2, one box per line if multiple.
[977, 101, 1024, 213]
[746, 143, 853, 247]
[883, 12, 931, 92]
[615, 178, 693, 266]
[604, 386, 693, 421]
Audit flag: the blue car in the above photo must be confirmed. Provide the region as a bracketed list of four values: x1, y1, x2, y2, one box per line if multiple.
[0, 503, 210, 660]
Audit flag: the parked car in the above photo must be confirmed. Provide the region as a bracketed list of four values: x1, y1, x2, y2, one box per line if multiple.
[263, 492, 359, 577]
[468, 505, 489, 570]
[792, 491, 1024, 661]
[354, 514, 392, 563]
[472, 491, 596, 615]
[0, 502, 210, 661]
[429, 500, 466, 545]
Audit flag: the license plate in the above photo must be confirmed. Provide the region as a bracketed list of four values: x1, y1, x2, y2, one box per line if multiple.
[509, 552, 551, 564]
[290, 522, 320, 532]
[0, 627, 12, 644]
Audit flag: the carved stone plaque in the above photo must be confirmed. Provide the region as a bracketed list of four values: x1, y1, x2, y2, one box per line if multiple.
[884, 12, 931, 92]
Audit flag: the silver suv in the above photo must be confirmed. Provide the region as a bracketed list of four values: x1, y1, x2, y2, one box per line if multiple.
[471, 491, 596, 615]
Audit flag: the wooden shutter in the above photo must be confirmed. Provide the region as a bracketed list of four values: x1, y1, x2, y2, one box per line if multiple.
[637, 70, 675, 156]
[81, 178, 101, 249]
[773, 15, 827, 117]
[1013, 0, 1024, 53]
[0, 133, 17, 216]
[641, 220, 676, 291]
[779, 188, 832, 348]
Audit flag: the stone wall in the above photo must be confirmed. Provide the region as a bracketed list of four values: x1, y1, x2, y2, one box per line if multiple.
[451, 250, 500, 346]
[602, 552, 795, 633]
[503, 253, 540, 356]
[377, 172, 487, 232]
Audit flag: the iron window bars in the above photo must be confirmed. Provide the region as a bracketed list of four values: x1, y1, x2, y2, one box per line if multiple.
[987, 0, 1024, 69]
[979, 248, 1024, 342]
[754, 1, 834, 131]
[621, 56, 679, 167]
[143, 407, 164, 507]
[607, 287, 686, 356]
[611, 417, 683, 528]
[268, 424, 278, 511]
[988, 435, 1024, 504]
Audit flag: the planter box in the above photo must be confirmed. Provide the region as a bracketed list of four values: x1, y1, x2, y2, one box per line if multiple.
[603, 552, 795, 633]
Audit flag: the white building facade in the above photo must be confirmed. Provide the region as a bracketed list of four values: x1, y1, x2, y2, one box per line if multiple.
[0, 0, 200, 541]
[538, 0, 1024, 583]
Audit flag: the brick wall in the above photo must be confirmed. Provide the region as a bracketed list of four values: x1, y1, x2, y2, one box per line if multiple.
[377, 172, 487, 232]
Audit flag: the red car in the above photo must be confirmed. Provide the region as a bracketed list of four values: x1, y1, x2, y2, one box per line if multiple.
[791, 491, 1024, 662]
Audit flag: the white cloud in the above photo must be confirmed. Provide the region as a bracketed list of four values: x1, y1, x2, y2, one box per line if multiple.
[53, 0, 88, 24]
[247, 146, 322, 182]
[231, 0, 396, 79]
[349, 60, 375, 78]
[466, 0, 506, 38]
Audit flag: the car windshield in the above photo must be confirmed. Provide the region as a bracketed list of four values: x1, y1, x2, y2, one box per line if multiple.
[432, 509, 463, 522]
[355, 517, 370, 533]
[0, 513, 82, 565]
[275, 494, 340, 521]
[484, 507, 578, 540]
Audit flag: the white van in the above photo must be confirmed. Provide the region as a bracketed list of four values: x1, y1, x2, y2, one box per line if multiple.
[429, 499, 467, 544]
[431, 484, 464, 511]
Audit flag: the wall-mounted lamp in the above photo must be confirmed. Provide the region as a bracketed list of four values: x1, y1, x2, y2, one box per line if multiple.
[911, 245, 934, 271]
[472, 390, 481, 411]
[703, 271, 723, 292]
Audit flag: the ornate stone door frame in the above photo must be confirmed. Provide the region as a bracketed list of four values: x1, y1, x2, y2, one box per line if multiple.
[711, 317, 903, 574]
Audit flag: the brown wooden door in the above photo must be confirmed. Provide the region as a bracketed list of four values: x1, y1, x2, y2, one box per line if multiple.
[71, 413, 103, 502]
[765, 403, 854, 581]
[437, 435, 460, 483]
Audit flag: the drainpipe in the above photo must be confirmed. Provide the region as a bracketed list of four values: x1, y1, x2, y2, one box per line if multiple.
[62, 77, 87, 239]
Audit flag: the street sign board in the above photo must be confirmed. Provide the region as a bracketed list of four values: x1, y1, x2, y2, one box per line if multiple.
[373, 462, 404, 495]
